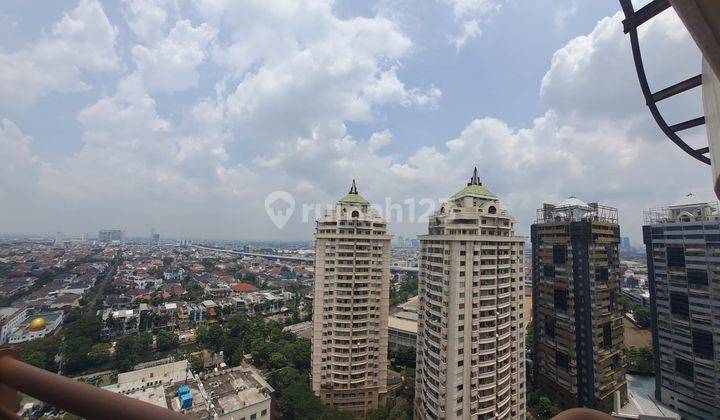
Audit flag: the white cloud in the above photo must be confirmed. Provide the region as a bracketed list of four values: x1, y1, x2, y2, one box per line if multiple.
[132, 20, 218, 92]
[554, 2, 577, 31]
[444, 0, 501, 50]
[369, 130, 393, 152]
[0, 0, 119, 110]
[0, 119, 47, 195]
[0, 2, 711, 243]
[450, 20, 481, 50]
[205, 3, 438, 143]
[122, 0, 171, 44]
[541, 10, 702, 127]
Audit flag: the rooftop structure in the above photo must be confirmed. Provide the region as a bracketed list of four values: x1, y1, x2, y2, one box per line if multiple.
[644, 193, 719, 224]
[105, 360, 274, 419]
[536, 197, 618, 224]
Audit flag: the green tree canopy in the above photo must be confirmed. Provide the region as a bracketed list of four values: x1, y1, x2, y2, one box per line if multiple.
[155, 330, 180, 352]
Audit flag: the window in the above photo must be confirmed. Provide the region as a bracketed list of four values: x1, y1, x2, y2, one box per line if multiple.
[554, 289, 567, 312]
[552, 245, 566, 265]
[675, 358, 693, 378]
[687, 269, 708, 286]
[543, 265, 555, 278]
[545, 317, 555, 338]
[602, 323, 612, 349]
[261, 409, 268, 416]
[488, 206, 497, 214]
[666, 246, 685, 268]
[556, 351, 569, 371]
[692, 329, 714, 359]
[251, 414, 257, 420]
[670, 292, 689, 317]
[596, 268, 608, 283]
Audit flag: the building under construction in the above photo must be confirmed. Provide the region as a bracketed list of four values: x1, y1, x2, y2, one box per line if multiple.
[531, 197, 627, 413]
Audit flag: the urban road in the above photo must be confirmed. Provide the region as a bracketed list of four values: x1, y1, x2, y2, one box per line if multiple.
[195, 245, 419, 274]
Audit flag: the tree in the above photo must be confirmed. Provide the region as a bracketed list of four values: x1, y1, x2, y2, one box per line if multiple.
[18, 337, 60, 371]
[268, 352, 289, 369]
[88, 343, 111, 365]
[525, 320, 534, 350]
[198, 325, 225, 352]
[535, 396, 561, 419]
[190, 354, 204, 371]
[389, 346, 416, 368]
[114, 336, 138, 372]
[64, 315, 103, 343]
[64, 308, 82, 324]
[133, 331, 154, 354]
[63, 336, 93, 373]
[626, 346, 653, 374]
[156, 330, 179, 352]
[632, 304, 651, 329]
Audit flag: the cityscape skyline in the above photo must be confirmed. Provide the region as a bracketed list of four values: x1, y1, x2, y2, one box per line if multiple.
[0, 0, 715, 244]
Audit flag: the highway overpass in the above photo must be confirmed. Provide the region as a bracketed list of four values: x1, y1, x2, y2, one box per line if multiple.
[195, 245, 419, 274]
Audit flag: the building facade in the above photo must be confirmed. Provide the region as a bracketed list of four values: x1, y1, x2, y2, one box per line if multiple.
[311, 181, 391, 413]
[642, 194, 720, 419]
[415, 169, 527, 419]
[531, 197, 627, 413]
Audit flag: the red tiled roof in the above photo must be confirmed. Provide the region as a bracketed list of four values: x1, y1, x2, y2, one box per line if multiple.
[230, 283, 257, 293]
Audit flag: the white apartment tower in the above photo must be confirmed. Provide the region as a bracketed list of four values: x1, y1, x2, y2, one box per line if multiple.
[311, 181, 391, 414]
[415, 168, 527, 419]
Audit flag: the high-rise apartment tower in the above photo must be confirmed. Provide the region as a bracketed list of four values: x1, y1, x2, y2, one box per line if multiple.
[415, 169, 527, 419]
[531, 197, 627, 413]
[311, 181, 391, 414]
[642, 194, 720, 420]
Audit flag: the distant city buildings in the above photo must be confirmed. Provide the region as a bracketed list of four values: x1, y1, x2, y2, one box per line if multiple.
[415, 169, 527, 419]
[642, 194, 720, 419]
[311, 181, 391, 413]
[531, 197, 627, 413]
[99, 229, 124, 242]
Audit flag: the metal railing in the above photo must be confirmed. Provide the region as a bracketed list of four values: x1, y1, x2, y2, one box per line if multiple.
[0, 348, 614, 420]
[0, 349, 189, 420]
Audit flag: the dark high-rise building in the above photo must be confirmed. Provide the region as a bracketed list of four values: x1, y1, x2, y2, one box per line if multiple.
[531, 197, 627, 413]
[642, 194, 720, 420]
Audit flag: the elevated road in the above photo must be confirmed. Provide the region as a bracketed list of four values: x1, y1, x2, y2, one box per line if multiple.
[195, 245, 418, 274]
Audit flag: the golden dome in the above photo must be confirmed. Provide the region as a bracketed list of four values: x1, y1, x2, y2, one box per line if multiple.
[28, 317, 47, 332]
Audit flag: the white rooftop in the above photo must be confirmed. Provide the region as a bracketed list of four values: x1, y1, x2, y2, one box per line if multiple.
[556, 196, 590, 209]
[670, 192, 709, 208]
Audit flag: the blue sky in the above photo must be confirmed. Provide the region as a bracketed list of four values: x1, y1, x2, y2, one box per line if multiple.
[0, 0, 713, 244]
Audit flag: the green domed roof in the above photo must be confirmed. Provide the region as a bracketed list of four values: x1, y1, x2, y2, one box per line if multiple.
[339, 180, 369, 204]
[339, 193, 369, 204]
[450, 184, 496, 199]
[450, 167, 496, 199]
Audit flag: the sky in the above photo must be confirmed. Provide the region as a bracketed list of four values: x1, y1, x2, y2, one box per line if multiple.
[0, 0, 715, 246]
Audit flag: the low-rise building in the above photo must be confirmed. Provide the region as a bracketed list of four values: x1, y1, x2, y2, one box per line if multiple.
[7, 311, 64, 344]
[104, 360, 274, 420]
[0, 307, 28, 345]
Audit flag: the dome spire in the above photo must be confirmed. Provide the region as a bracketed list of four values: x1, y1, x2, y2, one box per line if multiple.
[467, 166, 482, 186]
[349, 179, 358, 195]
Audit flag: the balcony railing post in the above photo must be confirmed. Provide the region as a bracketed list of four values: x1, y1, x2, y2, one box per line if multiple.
[0, 349, 21, 419]
[0, 349, 190, 419]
